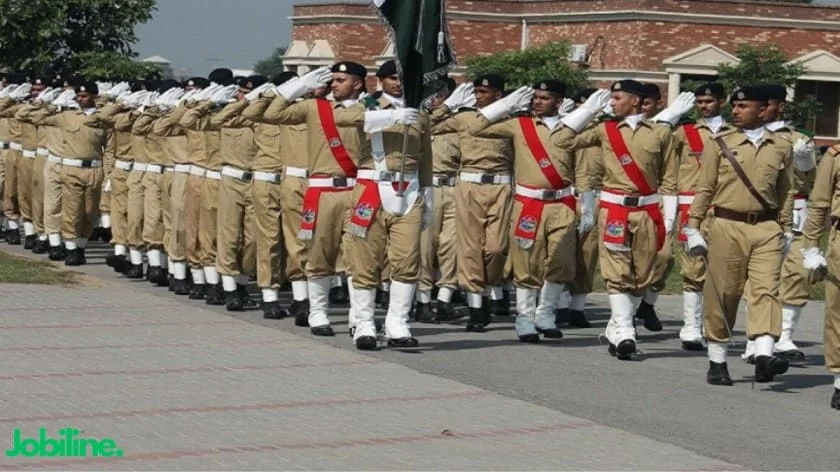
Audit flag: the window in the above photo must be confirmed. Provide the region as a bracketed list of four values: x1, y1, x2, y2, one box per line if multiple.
[796, 80, 840, 138]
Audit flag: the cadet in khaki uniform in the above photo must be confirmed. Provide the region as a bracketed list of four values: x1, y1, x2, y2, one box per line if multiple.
[564, 80, 678, 360]
[210, 76, 261, 311]
[15, 77, 50, 253]
[743, 84, 817, 364]
[258, 64, 362, 335]
[123, 82, 155, 279]
[13, 79, 42, 250]
[104, 101, 139, 273]
[416, 77, 461, 323]
[799, 142, 840, 410]
[241, 71, 306, 320]
[0, 74, 9, 238]
[0, 73, 29, 244]
[685, 86, 794, 386]
[430, 74, 515, 332]
[671, 83, 731, 351]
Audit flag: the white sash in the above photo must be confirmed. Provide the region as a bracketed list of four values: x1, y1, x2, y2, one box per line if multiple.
[370, 131, 419, 217]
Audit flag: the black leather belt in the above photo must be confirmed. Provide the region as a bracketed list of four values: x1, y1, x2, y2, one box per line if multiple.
[714, 207, 777, 224]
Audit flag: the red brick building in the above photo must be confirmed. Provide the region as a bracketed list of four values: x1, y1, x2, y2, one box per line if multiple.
[285, 0, 840, 141]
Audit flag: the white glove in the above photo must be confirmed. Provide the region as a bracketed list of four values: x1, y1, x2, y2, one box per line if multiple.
[140, 91, 159, 108]
[35, 87, 54, 102]
[684, 227, 707, 257]
[209, 84, 238, 106]
[663, 195, 678, 234]
[103, 179, 112, 193]
[652, 91, 696, 126]
[577, 190, 595, 234]
[276, 66, 331, 101]
[192, 84, 221, 102]
[96, 82, 113, 96]
[444, 83, 475, 111]
[801, 247, 828, 284]
[421, 186, 434, 231]
[244, 82, 274, 102]
[179, 89, 198, 104]
[104, 82, 130, 99]
[602, 102, 614, 116]
[396, 107, 419, 126]
[10, 83, 32, 101]
[792, 137, 816, 172]
[363, 108, 419, 133]
[0, 84, 15, 98]
[52, 90, 77, 108]
[479, 85, 534, 123]
[561, 89, 611, 133]
[782, 232, 794, 256]
[558, 98, 575, 116]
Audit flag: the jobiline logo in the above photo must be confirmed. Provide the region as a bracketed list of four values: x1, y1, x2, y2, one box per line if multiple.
[6, 428, 123, 457]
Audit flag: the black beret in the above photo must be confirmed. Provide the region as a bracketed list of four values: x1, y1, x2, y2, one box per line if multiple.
[75, 81, 99, 95]
[642, 83, 661, 100]
[574, 88, 597, 104]
[234, 76, 248, 88]
[611, 79, 646, 97]
[730, 86, 769, 104]
[244, 74, 268, 89]
[185, 77, 210, 89]
[32, 76, 52, 87]
[533, 80, 566, 96]
[272, 72, 298, 85]
[64, 75, 85, 89]
[474, 74, 505, 91]
[762, 84, 787, 101]
[694, 82, 726, 99]
[208, 68, 234, 86]
[331, 61, 367, 78]
[5, 72, 27, 85]
[156, 79, 181, 93]
[376, 59, 398, 77]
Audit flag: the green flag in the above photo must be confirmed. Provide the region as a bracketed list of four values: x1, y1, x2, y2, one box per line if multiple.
[372, 0, 456, 108]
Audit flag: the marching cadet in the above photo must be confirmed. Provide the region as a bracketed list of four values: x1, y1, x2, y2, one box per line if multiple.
[466, 80, 587, 342]
[799, 141, 840, 409]
[259, 64, 361, 335]
[0, 73, 30, 245]
[416, 76, 462, 323]
[12, 78, 40, 251]
[671, 82, 732, 351]
[124, 81, 155, 279]
[241, 71, 308, 320]
[742, 83, 817, 363]
[210, 75, 262, 311]
[16, 77, 51, 253]
[685, 86, 794, 386]
[561, 80, 679, 360]
[95, 88, 115, 247]
[430, 74, 515, 332]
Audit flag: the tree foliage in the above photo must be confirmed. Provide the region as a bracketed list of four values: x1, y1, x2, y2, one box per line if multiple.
[464, 42, 589, 92]
[253, 47, 287, 78]
[0, 0, 157, 77]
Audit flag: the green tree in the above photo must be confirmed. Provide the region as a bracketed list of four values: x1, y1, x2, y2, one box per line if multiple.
[253, 47, 287, 78]
[0, 0, 157, 76]
[464, 41, 589, 92]
[71, 51, 162, 81]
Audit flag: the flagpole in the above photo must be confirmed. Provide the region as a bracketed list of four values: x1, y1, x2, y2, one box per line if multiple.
[395, 124, 410, 197]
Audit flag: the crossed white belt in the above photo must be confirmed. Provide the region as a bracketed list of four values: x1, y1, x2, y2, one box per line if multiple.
[600, 190, 660, 207]
[514, 184, 573, 201]
[459, 171, 512, 185]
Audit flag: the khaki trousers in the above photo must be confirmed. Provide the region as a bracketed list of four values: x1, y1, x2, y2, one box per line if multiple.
[650, 233, 675, 292]
[280, 175, 308, 282]
[511, 199, 577, 289]
[99, 172, 111, 214]
[780, 236, 810, 307]
[109, 167, 131, 247]
[305, 190, 352, 279]
[31, 156, 46, 234]
[703, 217, 783, 343]
[126, 170, 145, 248]
[419, 185, 457, 292]
[168, 171, 189, 261]
[823, 227, 840, 375]
[3, 150, 20, 219]
[184, 174, 203, 267]
[679, 246, 706, 292]
[43, 160, 63, 235]
[455, 182, 512, 293]
[142, 171, 165, 250]
[60, 165, 103, 240]
[18, 153, 33, 223]
[216, 175, 256, 276]
[597, 207, 659, 295]
[198, 176, 220, 267]
[348, 189, 424, 290]
[161, 170, 172, 255]
[570, 198, 600, 296]
[252, 179, 284, 288]
[0, 149, 5, 214]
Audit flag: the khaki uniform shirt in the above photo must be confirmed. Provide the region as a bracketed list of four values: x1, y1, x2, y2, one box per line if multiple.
[672, 118, 734, 194]
[803, 143, 840, 248]
[430, 109, 460, 175]
[132, 109, 165, 166]
[687, 128, 794, 232]
[30, 109, 108, 160]
[179, 101, 223, 170]
[210, 100, 257, 170]
[431, 106, 513, 174]
[242, 94, 309, 172]
[770, 125, 817, 198]
[152, 104, 190, 166]
[0, 98, 25, 148]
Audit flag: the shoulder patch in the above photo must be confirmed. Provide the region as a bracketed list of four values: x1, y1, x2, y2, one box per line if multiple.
[362, 95, 380, 110]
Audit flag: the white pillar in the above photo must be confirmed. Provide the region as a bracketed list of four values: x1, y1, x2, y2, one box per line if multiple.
[667, 72, 681, 105]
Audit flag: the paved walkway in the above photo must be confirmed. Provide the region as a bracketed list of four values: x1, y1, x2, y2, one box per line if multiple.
[0, 244, 745, 470]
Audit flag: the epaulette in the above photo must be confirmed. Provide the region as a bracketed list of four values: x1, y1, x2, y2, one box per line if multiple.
[598, 115, 618, 123]
[510, 110, 531, 118]
[362, 95, 380, 110]
[795, 127, 814, 139]
[676, 117, 696, 126]
[715, 128, 739, 140]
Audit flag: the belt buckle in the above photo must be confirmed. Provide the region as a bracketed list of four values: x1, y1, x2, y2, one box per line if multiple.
[379, 171, 394, 182]
[623, 196, 640, 207]
[447, 177, 455, 186]
[542, 189, 556, 200]
[242, 171, 253, 181]
[333, 177, 348, 187]
[745, 212, 759, 224]
[81, 160, 92, 168]
[479, 174, 495, 184]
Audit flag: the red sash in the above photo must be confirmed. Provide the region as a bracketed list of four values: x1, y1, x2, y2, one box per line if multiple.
[602, 121, 665, 250]
[513, 117, 575, 247]
[682, 123, 704, 165]
[677, 192, 694, 243]
[298, 100, 358, 240]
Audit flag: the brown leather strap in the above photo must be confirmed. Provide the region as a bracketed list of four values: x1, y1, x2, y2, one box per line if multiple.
[715, 137, 774, 213]
[713, 207, 777, 224]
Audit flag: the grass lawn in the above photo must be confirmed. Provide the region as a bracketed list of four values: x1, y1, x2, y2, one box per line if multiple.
[0, 251, 81, 285]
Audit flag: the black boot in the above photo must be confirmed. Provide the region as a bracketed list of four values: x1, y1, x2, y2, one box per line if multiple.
[64, 248, 84, 266]
[776, 348, 806, 363]
[32, 239, 48, 254]
[831, 388, 840, 410]
[237, 284, 257, 309]
[123, 263, 144, 279]
[536, 326, 563, 339]
[6, 229, 21, 245]
[375, 288, 390, 309]
[310, 325, 335, 336]
[101, 227, 112, 244]
[205, 283, 225, 305]
[330, 285, 350, 305]
[147, 266, 166, 285]
[224, 290, 244, 311]
[290, 300, 310, 327]
[173, 278, 191, 296]
[355, 336, 378, 351]
[518, 333, 540, 343]
[613, 339, 636, 360]
[554, 308, 570, 326]
[189, 283, 206, 300]
[48, 245, 66, 261]
[167, 274, 175, 291]
[635, 301, 663, 332]
[490, 298, 510, 317]
[413, 302, 437, 323]
[465, 308, 486, 333]
[568, 310, 591, 328]
[388, 337, 419, 348]
[262, 301, 288, 319]
[754, 355, 789, 383]
[23, 234, 35, 249]
[707, 361, 733, 386]
[434, 301, 462, 322]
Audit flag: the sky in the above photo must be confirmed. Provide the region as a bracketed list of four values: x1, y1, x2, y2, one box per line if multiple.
[134, 0, 840, 78]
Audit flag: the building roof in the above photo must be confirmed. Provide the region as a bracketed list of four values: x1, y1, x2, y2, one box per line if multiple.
[139, 55, 172, 64]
